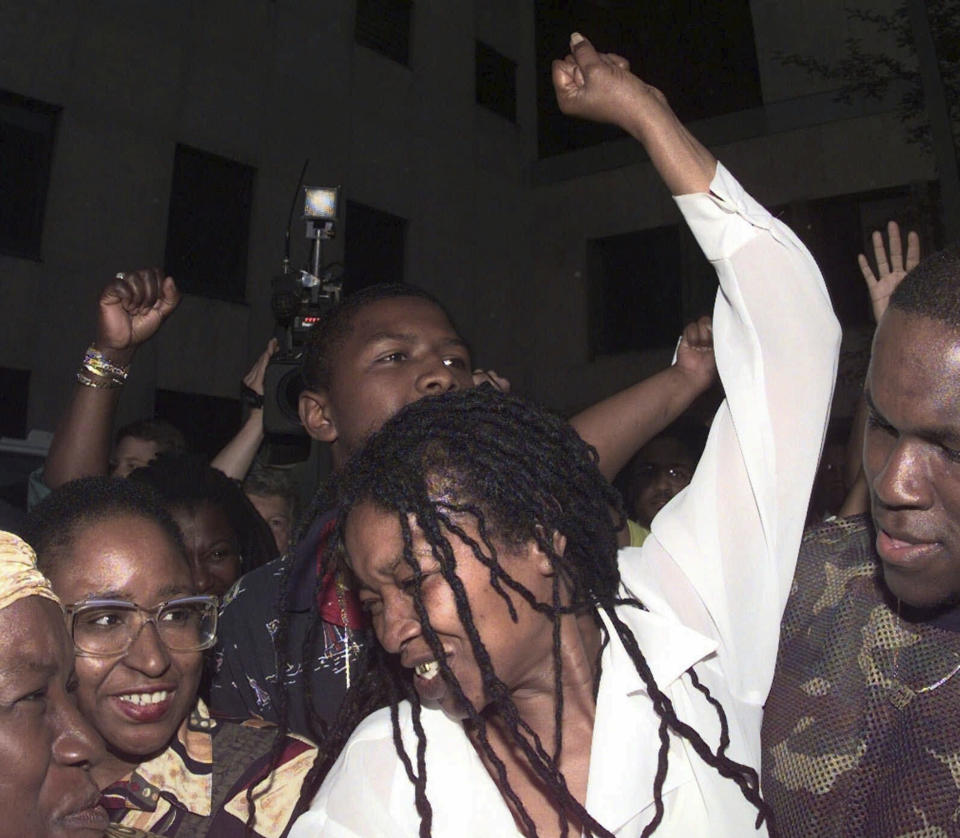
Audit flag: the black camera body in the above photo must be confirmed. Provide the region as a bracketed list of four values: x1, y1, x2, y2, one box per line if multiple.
[263, 354, 306, 436]
[261, 185, 342, 454]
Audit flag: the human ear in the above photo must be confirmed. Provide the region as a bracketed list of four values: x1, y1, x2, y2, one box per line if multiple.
[532, 527, 567, 577]
[299, 388, 338, 443]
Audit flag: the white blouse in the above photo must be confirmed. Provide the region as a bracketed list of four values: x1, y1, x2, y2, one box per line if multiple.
[290, 163, 841, 838]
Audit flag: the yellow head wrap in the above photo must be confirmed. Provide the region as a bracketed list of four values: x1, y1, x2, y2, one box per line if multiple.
[0, 531, 61, 612]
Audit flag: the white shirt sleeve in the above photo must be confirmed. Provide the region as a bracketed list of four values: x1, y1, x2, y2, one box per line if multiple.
[628, 162, 840, 705]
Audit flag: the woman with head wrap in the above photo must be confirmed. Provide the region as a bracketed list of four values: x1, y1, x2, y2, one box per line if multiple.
[0, 530, 107, 838]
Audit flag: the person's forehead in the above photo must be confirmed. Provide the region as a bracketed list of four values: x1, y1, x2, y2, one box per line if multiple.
[347, 297, 462, 345]
[871, 311, 960, 414]
[638, 437, 696, 465]
[246, 492, 292, 517]
[170, 501, 235, 543]
[343, 503, 406, 574]
[171, 499, 230, 528]
[0, 598, 66, 679]
[113, 435, 159, 459]
[55, 514, 193, 600]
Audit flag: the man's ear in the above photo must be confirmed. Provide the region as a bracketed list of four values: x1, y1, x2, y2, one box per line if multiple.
[299, 388, 338, 443]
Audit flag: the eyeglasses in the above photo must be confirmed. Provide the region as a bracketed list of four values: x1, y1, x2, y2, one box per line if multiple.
[64, 596, 219, 657]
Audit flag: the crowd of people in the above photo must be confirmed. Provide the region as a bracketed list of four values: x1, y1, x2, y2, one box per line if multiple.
[2, 30, 956, 838]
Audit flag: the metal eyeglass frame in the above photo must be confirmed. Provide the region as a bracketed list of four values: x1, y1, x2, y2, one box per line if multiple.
[63, 595, 219, 657]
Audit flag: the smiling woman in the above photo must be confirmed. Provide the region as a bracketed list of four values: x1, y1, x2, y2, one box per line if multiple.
[0, 530, 107, 838]
[26, 478, 318, 838]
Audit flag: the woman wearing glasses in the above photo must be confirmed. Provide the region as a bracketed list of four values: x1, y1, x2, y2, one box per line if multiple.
[27, 476, 316, 837]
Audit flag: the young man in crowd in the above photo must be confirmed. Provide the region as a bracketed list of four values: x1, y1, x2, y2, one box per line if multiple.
[762, 237, 960, 837]
[108, 418, 186, 477]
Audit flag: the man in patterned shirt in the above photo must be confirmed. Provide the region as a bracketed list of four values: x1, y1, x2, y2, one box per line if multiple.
[762, 242, 960, 837]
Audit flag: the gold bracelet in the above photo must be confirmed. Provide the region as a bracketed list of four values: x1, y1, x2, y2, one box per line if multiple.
[76, 370, 122, 389]
[82, 345, 129, 383]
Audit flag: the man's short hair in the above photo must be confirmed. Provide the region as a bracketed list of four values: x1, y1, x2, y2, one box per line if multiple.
[243, 462, 299, 517]
[115, 418, 187, 453]
[300, 283, 455, 391]
[890, 243, 960, 330]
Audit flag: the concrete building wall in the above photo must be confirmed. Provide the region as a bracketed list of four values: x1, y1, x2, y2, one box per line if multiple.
[0, 0, 536, 436]
[0, 0, 936, 440]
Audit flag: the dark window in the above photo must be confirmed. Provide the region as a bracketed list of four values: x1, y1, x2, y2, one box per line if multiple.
[0, 367, 35, 510]
[164, 144, 255, 302]
[0, 91, 60, 260]
[476, 41, 517, 122]
[535, 0, 762, 158]
[589, 225, 684, 356]
[777, 182, 941, 329]
[154, 389, 241, 461]
[344, 201, 407, 292]
[355, 0, 413, 66]
[0, 367, 29, 439]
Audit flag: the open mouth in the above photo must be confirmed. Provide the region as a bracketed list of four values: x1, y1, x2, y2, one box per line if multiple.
[111, 687, 176, 722]
[118, 690, 171, 706]
[414, 660, 440, 681]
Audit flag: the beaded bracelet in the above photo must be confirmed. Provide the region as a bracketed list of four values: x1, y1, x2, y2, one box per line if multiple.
[82, 345, 130, 383]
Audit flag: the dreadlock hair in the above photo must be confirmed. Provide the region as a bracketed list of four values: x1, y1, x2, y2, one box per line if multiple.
[295, 386, 772, 837]
[128, 451, 278, 574]
[26, 475, 186, 578]
[300, 282, 459, 392]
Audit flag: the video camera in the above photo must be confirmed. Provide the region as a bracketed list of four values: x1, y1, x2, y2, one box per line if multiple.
[263, 185, 344, 441]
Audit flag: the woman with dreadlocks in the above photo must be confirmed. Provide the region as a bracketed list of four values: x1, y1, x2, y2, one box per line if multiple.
[289, 34, 839, 837]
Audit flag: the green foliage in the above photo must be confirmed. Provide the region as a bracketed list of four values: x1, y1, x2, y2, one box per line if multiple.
[776, 1, 960, 151]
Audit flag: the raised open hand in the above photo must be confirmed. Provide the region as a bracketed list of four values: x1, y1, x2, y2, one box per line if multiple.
[96, 268, 181, 357]
[858, 221, 920, 322]
[674, 316, 716, 392]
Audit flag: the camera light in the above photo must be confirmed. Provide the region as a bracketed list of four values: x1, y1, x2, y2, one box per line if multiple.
[303, 186, 339, 221]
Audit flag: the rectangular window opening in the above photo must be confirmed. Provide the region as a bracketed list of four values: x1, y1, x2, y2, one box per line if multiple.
[0, 90, 61, 260]
[476, 41, 517, 122]
[164, 144, 255, 303]
[355, 0, 413, 66]
[589, 225, 684, 356]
